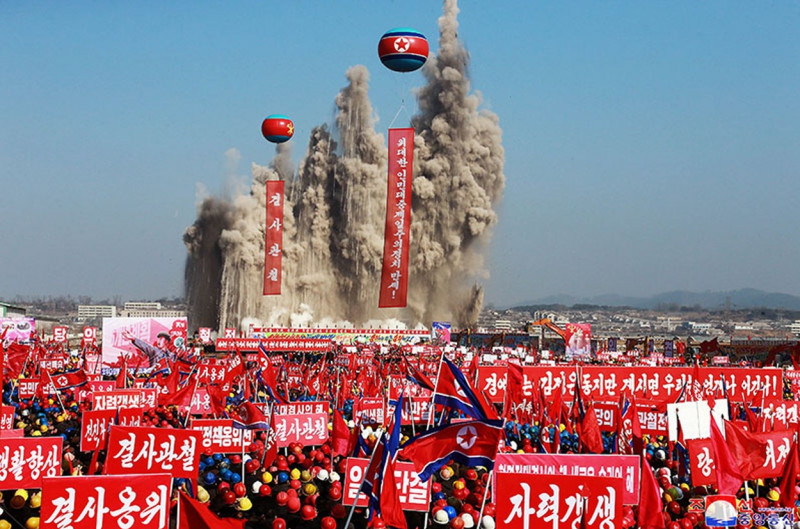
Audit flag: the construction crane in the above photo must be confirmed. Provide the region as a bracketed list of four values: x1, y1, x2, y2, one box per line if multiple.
[527, 318, 567, 340]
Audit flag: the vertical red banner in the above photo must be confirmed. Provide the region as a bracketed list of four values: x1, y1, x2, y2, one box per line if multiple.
[264, 180, 285, 295]
[379, 128, 414, 308]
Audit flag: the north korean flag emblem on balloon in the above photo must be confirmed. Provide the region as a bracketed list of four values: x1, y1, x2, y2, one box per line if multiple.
[378, 28, 429, 72]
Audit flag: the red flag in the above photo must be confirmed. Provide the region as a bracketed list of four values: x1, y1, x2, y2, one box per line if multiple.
[578, 405, 604, 454]
[779, 436, 800, 508]
[379, 455, 409, 529]
[115, 356, 128, 389]
[637, 455, 666, 529]
[709, 414, 744, 495]
[378, 127, 414, 308]
[160, 375, 198, 408]
[263, 180, 284, 295]
[331, 408, 351, 458]
[724, 420, 771, 479]
[5, 342, 31, 378]
[178, 491, 245, 529]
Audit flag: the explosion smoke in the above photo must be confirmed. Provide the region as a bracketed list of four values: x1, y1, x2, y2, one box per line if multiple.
[184, 0, 505, 331]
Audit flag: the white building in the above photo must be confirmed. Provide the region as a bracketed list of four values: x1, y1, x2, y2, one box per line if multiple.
[77, 305, 117, 319]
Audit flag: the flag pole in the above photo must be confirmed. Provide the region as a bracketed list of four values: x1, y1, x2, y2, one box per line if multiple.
[344, 429, 385, 529]
[427, 346, 447, 429]
[476, 469, 493, 525]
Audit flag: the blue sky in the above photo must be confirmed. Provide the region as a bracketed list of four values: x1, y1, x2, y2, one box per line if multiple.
[2, 1, 799, 307]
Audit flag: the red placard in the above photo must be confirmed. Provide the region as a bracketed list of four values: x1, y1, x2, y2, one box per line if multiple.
[386, 397, 432, 426]
[80, 409, 117, 452]
[39, 357, 66, 371]
[0, 406, 14, 430]
[197, 362, 227, 386]
[273, 401, 329, 447]
[41, 474, 172, 529]
[686, 438, 716, 487]
[263, 180, 284, 295]
[188, 388, 213, 415]
[76, 380, 116, 404]
[344, 457, 430, 511]
[105, 426, 201, 480]
[495, 458, 624, 529]
[190, 419, 255, 453]
[92, 389, 156, 411]
[53, 325, 69, 343]
[0, 437, 63, 490]
[18, 378, 56, 399]
[378, 127, 414, 308]
[493, 453, 640, 505]
[355, 397, 385, 424]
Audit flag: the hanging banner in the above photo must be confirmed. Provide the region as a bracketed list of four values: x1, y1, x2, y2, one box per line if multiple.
[263, 180, 285, 295]
[41, 474, 172, 529]
[379, 127, 414, 308]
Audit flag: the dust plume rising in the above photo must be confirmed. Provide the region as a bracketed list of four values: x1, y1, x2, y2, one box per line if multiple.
[184, 0, 504, 331]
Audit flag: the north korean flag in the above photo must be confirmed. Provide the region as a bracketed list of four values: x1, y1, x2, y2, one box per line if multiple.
[399, 419, 503, 482]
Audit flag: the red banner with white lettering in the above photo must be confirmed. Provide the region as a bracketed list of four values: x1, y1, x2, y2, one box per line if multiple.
[495, 455, 624, 529]
[686, 438, 717, 487]
[41, 474, 172, 529]
[215, 338, 331, 352]
[478, 365, 782, 404]
[493, 453, 640, 505]
[344, 457, 431, 511]
[0, 406, 14, 430]
[379, 127, 414, 308]
[191, 419, 255, 453]
[263, 180, 284, 295]
[92, 389, 156, 411]
[273, 401, 329, 447]
[105, 426, 201, 480]
[0, 437, 63, 490]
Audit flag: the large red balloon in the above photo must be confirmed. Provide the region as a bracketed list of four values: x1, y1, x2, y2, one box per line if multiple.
[261, 114, 294, 143]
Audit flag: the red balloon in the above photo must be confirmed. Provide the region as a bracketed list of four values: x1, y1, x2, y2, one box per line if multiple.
[261, 115, 294, 144]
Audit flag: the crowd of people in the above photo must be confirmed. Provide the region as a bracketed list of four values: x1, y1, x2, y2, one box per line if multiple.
[1, 335, 799, 529]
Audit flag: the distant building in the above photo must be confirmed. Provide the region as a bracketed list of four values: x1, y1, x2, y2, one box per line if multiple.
[494, 319, 513, 331]
[789, 321, 800, 337]
[77, 305, 117, 319]
[0, 302, 26, 318]
[124, 302, 162, 311]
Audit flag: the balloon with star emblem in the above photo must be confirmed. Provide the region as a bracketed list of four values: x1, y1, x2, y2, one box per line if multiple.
[378, 28, 429, 72]
[261, 114, 294, 143]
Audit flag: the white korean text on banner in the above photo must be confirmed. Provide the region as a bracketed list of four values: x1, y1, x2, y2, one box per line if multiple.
[379, 128, 414, 308]
[263, 180, 285, 295]
[41, 473, 172, 529]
